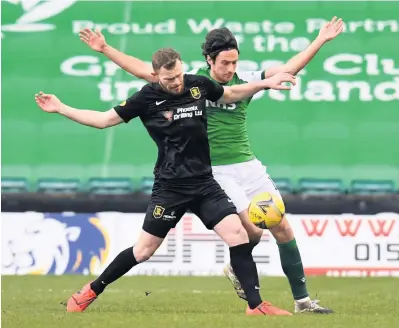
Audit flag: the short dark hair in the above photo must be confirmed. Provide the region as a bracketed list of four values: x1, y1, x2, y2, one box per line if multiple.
[152, 48, 181, 72]
[201, 28, 240, 67]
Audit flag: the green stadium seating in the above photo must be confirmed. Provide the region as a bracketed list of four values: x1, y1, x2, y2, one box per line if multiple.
[1, 177, 29, 193]
[350, 180, 396, 195]
[87, 178, 134, 195]
[140, 177, 154, 195]
[273, 178, 293, 195]
[4, 176, 399, 197]
[37, 178, 81, 194]
[298, 178, 344, 196]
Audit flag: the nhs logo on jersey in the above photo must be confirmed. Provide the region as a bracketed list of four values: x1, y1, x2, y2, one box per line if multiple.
[206, 100, 237, 111]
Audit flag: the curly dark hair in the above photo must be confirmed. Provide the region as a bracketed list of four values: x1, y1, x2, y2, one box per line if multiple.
[201, 28, 240, 67]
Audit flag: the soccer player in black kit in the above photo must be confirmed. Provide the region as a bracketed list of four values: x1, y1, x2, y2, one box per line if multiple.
[35, 48, 295, 316]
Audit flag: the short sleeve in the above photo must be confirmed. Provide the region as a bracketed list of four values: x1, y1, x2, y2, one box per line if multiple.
[114, 90, 148, 123]
[236, 70, 265, 82]
[199, 76, 225, 101]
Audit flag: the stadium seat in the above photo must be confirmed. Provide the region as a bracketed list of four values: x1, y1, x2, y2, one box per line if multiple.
[273, 178, 293, 195]
[350, 179, 396, 195]
[140, 177, 154, 195]
[37, 178, 81, 194]
[1, 177, 29, 193]
[298, 178, 344, 196]
[87, 178, 134, 195]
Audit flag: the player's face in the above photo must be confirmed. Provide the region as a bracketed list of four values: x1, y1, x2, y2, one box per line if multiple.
[209, 49, 239, 83]
[156, 60, 184, 95]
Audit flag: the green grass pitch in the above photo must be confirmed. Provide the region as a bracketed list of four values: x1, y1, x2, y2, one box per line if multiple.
[2, 276, 398, 328]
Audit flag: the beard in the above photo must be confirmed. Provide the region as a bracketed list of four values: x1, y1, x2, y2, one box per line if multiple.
[158, 80, 184, 95]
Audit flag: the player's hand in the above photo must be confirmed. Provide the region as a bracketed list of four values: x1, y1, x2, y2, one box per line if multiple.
[265, 72, 296, 90]
[318, 16, 344, 42]
[35, 92, 62, 113]
[79, 28, 107, 52]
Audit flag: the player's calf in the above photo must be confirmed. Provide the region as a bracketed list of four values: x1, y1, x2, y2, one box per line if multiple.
[269, 217, 310, 302]
[67, 245, 140, 312]
[213, 214, 265, 310]
[91, 231, 162, 293]
[223, 209, 262, 301]
[269, 216, 333, 313]
[66, 230, 164, 312]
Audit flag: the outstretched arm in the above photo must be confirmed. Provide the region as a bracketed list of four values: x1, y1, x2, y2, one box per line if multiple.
[79, 28, 155, 83]
[34, 92, 123, 129]
[220, 73, 296, 104]
[264, 16, 344, 78]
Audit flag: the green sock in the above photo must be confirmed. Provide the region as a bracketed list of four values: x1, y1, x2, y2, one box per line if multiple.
[277, 239, 309, 300]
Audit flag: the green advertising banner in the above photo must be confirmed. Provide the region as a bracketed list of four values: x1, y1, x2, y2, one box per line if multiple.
[2, 0, 399, 183]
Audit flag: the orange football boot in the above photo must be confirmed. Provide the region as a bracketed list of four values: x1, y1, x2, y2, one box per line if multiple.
[66, 282, 98, 312]
[246, 301, 293, 316]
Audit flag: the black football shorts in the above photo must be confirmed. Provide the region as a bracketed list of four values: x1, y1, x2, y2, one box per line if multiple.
[142, 176, 237, 238]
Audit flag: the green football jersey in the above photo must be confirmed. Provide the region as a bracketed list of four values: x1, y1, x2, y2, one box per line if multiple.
[189, 67, 265, 166]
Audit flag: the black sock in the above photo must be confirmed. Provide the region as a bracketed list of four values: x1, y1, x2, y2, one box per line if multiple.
[91, 246, 137, 295]
[230, 243, 263, 309]
[248, 240, 260, 287]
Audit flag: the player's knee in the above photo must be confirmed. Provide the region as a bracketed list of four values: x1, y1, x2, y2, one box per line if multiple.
[133, 245, 157, 263]
[133, 229, 164, 262]
[238, 210, 263, 242]
[250, 226, 263, 242]
[269, 215, 294, 243]
[235, 224, 250, 245]
[215, 214, 249, 247]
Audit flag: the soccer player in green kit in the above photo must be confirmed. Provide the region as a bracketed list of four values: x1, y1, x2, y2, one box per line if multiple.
[79, 16, 343, 314]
